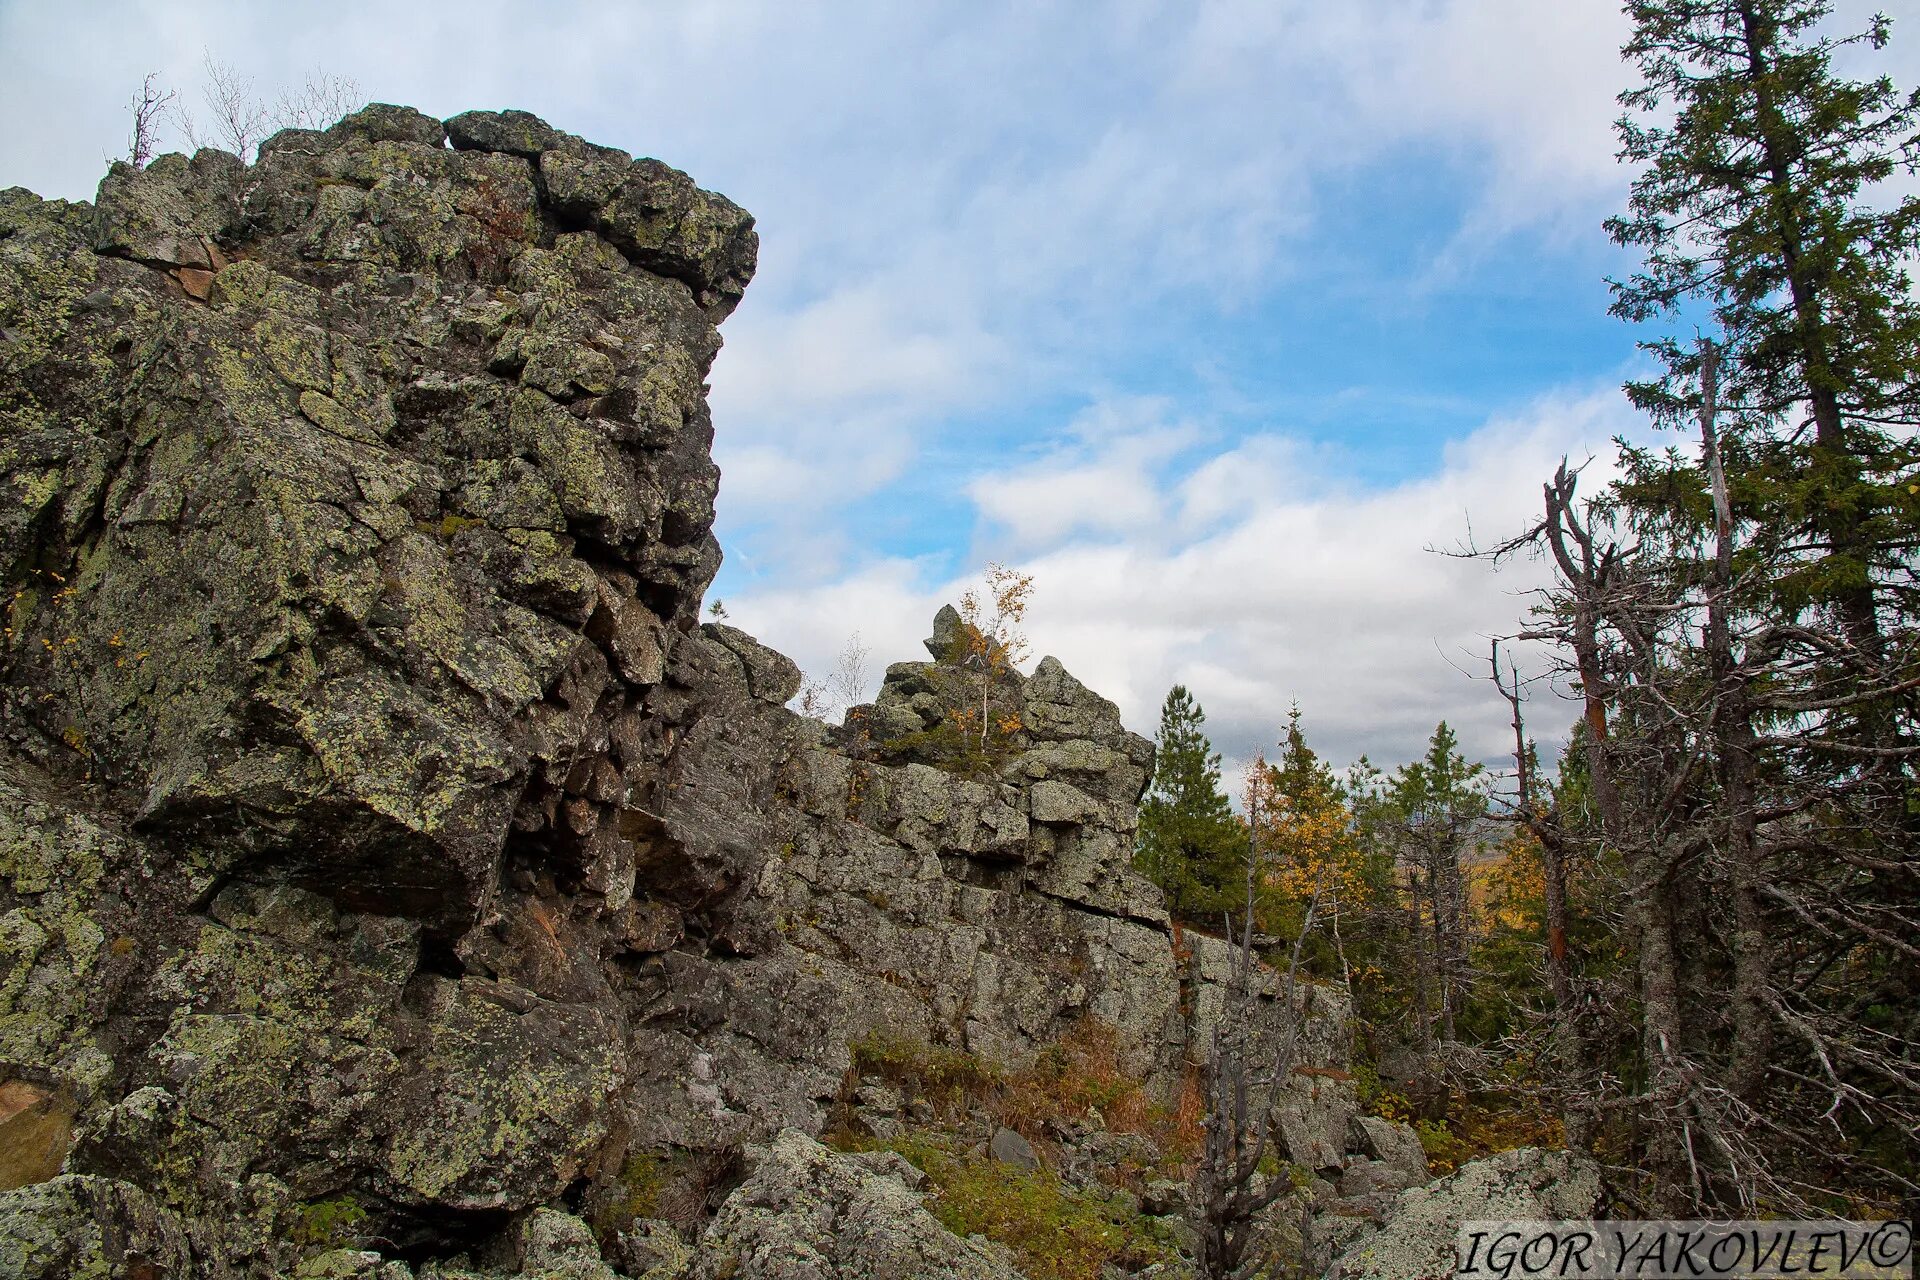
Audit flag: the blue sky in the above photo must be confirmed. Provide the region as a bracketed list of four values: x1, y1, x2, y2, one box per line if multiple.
[5, 0, 1913, 780]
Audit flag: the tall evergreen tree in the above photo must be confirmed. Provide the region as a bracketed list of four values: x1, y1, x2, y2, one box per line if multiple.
[1388, 723, 1487, 1045]
[1613, 0, 1918, 1195]
[1607, 0, 1920, 638]
[1135, 685, 1244, 923]
[1266, 705, 1340, 813]
[1486, 4, 1920, 1208]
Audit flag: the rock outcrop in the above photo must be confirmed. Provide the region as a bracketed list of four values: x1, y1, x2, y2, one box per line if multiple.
[0, 105, 1309, 1278]
[7, 100, 1590, 1280]
[4, 97, 766, 1244]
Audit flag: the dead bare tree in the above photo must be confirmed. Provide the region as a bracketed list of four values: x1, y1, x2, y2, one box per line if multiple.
[127, 73, 175, 169]
[273, 68, 361, 131]
[1478, 337, 1920, 1213]
[145, 55, 362, 165]
[1191, 782, 1322, 1280]
[1488, 638, 1590, 1148]
[1499, 449, 1762, 1210]
[796, 632, 871, 724]
[192, 54, 270, 159]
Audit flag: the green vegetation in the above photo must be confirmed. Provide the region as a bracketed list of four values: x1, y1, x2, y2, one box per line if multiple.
[832, 1024, 1206, 1278]
[289, 1197, 367, 1252]
[1609, 0, 1920, 634]
[847, 1022, 1200, 1177]
[416, 513, 486, 538]
[875, 717, 1022, 781]
[1130, 694, 1580, 1188]
[590, 1151, 669, 1243]
[848, 1029, 1005, 1112]
[834, 1129, 1181, 1280]
[1134, 685, 1246, 923]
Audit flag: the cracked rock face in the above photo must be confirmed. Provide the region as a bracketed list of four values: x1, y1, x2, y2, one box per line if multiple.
[2, 104, 754, 937]
[0, 103, 782, 1276]
[0, 104, 1360, 1278]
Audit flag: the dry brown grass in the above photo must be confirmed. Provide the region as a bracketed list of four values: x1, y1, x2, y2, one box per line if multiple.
[837, 1020, 1205, 1185]
[993, 1021, 1204, 1182]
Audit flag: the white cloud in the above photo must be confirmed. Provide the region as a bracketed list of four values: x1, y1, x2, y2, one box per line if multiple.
[715, 286, 988, 420]
[963, 398, 1200, 550]
[728, 382, 1646, 776]
[1174, 435, 1316, 531]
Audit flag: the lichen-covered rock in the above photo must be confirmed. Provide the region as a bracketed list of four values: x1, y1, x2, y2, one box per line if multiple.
[0, 769, 174, 1103]
[295, 1250, 413, 1280]
[92, 149, 247, 267]
[1277, 1077, 1360, 1173]
[0, 1174, 193, 1278]
[738, 616, 1191, 1095]
[2, 104, 771, 1276]
[1350, 1115, 1428, 1182]
[690, 1129, 1024, 1280]
[506, 1210, 624, 1280]
[3, 105, 753, 940]
[445, 109, 569, 159]
[1329, 1147, 1604, 1280]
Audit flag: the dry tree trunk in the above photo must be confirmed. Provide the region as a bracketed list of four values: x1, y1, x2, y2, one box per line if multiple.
[1192, 788, 1321, 1280]
[1537, 464, 1709, 1209]
[1696, 343, 1772, 1112]
[1493, 640, 1589, 1146]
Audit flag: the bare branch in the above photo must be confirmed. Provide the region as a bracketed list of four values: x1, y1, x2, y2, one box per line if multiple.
[127, 73, 175, 169]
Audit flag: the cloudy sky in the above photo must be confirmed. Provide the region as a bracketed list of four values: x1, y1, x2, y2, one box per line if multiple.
[5, 1, 1913, 781]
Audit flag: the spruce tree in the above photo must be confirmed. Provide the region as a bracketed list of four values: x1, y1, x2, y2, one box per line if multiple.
[1607, 0, 1920, 639]
[1267, 705, 1341, 814]
[1483, 3, 1920, 1207]
[1135, 685, 1244, 923]
[1388, 723, 1487, 1045]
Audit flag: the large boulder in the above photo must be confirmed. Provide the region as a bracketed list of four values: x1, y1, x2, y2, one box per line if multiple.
[1329, 1147, 1605, 1280]
[3, 105, 755, 937]
[1350, 1115, 1429, 1182]
[690, 1129, 1023, 1280]
[1, 105, 772, 1275]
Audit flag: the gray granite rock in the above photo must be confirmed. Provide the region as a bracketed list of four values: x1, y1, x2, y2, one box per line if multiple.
[989, 1126, 1040, 1170]
[1350, 1114, 1429, 1181]
[1330, 1147, 1604, 1280]
[690, 1130, 1023, 1280]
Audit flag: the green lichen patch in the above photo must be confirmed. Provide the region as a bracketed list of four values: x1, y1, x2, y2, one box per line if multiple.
[380, 978, 625, 1210]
